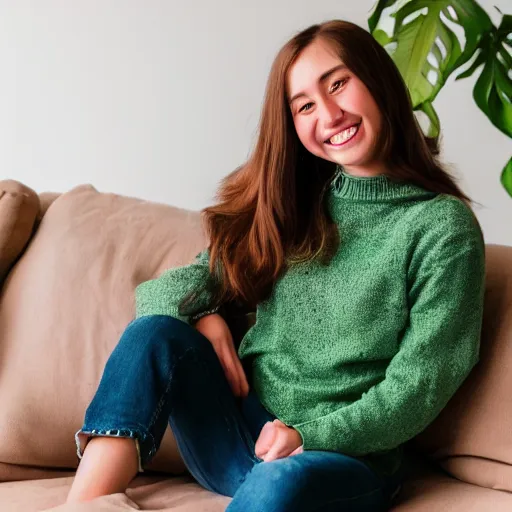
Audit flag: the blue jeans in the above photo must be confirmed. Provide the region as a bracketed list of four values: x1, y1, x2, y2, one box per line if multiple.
[76, 315, 404, 511]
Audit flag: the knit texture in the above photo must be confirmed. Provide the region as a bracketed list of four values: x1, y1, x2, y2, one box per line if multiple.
[135, 169, 486, 477]
[136, 248, 212, 323]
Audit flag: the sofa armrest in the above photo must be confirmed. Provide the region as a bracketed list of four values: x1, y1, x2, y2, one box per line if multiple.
[0, 180, 40, 284]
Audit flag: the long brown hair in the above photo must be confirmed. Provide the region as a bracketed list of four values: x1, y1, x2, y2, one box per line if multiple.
[180, 20, 474, 315]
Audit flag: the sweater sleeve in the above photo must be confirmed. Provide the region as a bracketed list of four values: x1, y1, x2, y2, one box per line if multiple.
[293, 197, 486, 455]
[134, 248, 216, 324]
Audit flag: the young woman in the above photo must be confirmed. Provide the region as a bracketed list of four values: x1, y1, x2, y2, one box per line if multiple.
[66, 20, 486, 511]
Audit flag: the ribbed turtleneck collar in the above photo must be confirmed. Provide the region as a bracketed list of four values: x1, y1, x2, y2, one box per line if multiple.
[329, 168, 434, 202]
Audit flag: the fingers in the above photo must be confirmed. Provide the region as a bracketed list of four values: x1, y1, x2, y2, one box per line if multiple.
[220, 343, 248, 398]
[289, 445, 304, 456]
[259, 423, 303, 463]
[219, 346, 243, 397]
[226, 336, 249, 398]
[196, 318, 248, 398]
[240, 372, 250, 397]
[232, 350, 250, 398]
[255, 421, 276, 458]
[261, 428, 291, 463]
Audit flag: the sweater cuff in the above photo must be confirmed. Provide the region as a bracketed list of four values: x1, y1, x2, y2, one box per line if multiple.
[189, 305, 221, 323]
[292, 420, 326, 451]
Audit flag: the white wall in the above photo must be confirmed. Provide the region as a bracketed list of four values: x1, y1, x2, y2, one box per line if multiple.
[0, 0, 510, 245]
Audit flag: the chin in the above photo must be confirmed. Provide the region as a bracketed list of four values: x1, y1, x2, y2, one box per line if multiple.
[336, 148, 375, 167]
[330, 156, 368, 168]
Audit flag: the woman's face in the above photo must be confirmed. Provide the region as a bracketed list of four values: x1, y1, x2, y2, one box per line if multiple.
[287, 38, 385, 177]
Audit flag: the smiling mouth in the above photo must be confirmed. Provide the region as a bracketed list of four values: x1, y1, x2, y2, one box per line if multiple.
[324, 123, 361, 146]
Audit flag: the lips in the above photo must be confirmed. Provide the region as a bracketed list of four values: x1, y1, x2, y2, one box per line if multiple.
[324, 122, 361, 145]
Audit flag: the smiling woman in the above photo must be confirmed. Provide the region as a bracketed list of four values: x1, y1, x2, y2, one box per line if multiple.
[68, 19, 486, 512]
[192, 19, 473, 313]
[287, 41, 383, 177]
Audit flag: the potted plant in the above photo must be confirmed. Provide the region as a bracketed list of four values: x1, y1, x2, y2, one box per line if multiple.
[368, 0, 511, 196]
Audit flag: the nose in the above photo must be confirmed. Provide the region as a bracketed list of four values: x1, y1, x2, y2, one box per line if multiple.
[319, 97, 344, 128]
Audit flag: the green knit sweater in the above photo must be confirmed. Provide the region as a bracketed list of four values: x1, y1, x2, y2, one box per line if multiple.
[135, 170, 486, 477]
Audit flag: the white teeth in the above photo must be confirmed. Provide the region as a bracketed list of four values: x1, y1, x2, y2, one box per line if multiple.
[329, 125, 358, 145]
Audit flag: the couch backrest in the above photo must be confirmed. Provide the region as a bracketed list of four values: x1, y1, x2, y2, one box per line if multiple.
[0, 181, 40, 285]
[0, 184, 206, 480]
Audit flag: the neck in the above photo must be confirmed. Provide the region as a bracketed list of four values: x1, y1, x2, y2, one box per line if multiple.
[341, 160, 390, 178]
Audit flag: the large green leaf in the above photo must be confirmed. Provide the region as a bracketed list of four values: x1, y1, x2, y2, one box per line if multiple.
[368, 0, 408, 32]
[372, 28, 393, 46]
[416, 100, 441, 137]
[459, 15, 512, 138]
[369, 1, 511, 199]
[501, 156, 512, 198]
[370, 0, 493, 108]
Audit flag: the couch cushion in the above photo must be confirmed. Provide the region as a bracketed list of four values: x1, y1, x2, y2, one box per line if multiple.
[0, 474, 230, 512]
[0, 185, 208, 478]
[0, 180, 40, 284]
[390, 456, 512, 512]
[413, 244, 512, 492]
[35, 192, 61, 228]
[0, 463, 74, 483]
[1, 459, 511, 512]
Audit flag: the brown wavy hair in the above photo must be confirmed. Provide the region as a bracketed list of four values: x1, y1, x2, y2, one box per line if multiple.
[180, 19, 474, 315]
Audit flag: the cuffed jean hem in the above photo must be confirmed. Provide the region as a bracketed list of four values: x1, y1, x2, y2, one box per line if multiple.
[75, 428, 146, 473]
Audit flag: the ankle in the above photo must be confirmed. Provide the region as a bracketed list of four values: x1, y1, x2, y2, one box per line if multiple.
[66, 436, 139, 503]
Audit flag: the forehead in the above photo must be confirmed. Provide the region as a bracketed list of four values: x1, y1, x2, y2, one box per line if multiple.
[287, 39, 344, 98]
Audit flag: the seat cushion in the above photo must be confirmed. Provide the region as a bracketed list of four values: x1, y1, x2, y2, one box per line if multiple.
[0, 185, 207, 479]
[1, 459, 510, 512]
[391, 456, 512, 512]
[0, 474, 229, 512]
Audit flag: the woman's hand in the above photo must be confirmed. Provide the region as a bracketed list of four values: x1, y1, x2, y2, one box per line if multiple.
[194, 313, 249, 398]
[255, 419, 304, 462]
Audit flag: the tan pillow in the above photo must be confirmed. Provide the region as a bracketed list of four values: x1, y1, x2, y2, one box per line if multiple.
[0, 180, 40, 284]
[35, 191, 61, 230]
[0, 184, 208, 479]
[413, 244, 512, 492]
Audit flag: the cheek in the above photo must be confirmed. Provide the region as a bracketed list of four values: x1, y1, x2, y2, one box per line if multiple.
[294, 118, 320, 151]
[365, 104, 383, 142]
[359, 94, 382, 135]
[348, 90, 370, 119]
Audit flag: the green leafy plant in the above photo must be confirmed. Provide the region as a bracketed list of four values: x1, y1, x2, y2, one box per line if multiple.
[368, 0, 512, 197]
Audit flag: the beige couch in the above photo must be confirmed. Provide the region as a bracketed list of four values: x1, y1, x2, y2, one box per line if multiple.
[0, 180, 511, 512]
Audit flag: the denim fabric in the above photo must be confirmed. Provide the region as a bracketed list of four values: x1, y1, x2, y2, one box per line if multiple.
[76, 315, 404, 511]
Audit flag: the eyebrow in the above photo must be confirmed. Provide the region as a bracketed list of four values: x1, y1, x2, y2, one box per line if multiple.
[288, 64, 348, 105]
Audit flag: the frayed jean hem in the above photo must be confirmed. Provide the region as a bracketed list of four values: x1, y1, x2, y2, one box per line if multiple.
[74, 428, 145, 473]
